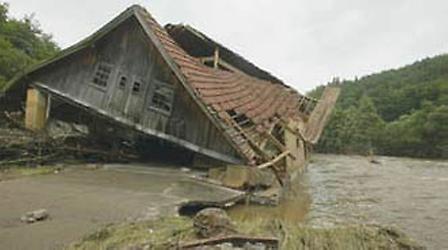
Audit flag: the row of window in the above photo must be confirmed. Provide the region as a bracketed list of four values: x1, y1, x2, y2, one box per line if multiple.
[92, 62, 174, 115]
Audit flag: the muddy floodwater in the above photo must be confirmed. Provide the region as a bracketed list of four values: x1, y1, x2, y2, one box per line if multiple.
[230, 154, 448, 250]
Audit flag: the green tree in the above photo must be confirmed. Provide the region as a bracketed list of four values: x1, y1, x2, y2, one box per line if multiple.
[317, 96, 385, 155]
[424, 105, 448, 158]
[349, 96, 385, 154]
[0, 2, 58, 90]
[310, 53, 448, 159]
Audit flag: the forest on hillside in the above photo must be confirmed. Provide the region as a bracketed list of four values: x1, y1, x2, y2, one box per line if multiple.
[309, 56, 448, 159]
[0, 2, 58, 91]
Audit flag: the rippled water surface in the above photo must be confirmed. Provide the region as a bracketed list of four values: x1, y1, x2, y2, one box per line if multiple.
[230, 154, 448, 249]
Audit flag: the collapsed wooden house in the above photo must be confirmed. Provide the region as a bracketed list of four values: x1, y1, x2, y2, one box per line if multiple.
[2, 5, 339, 184]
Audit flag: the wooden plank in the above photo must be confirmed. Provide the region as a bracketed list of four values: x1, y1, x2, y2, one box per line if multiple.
[304, 87, 340, 144]
[257, 150, 290, 169]
[199, 56, 247, 75]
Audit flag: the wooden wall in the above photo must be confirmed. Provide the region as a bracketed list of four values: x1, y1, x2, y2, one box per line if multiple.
[28, 17, 240, 162]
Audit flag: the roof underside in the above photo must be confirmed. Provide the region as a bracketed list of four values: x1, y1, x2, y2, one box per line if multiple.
[165, 24, 286, 85]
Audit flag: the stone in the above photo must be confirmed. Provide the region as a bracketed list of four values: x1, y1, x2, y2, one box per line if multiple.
[193, 208, 236, 238]
[246, 169, 275, 190]
[243, 242, 266, 250]
[21, 209, 49, 223]
[219, 242, 237, 250]
[222, 165, 249, 189]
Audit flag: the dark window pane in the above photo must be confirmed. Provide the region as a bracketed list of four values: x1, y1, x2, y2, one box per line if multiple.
[118, 76, 127, 89]
[133, 81, 141, 93]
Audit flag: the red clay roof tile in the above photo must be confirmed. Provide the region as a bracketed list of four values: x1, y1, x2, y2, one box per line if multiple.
[136, 8, 309, 161]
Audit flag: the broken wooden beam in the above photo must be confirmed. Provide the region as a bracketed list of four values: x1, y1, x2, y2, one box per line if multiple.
[180, 234, 279, 249]
[257, 150, 290, 170]
[277, 116, 306, 142]
[261, 131, 297, 160]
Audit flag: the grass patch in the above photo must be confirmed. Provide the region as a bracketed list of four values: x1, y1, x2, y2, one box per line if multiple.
[13, 166, 56, 176]
[0, 166, 59, 181]
[68, 217, 195, 250]
[237, 218, 423, 249]
[69, 216, 423, 250]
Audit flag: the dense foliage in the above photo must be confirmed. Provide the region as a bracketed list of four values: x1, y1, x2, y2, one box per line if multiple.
[0, 2, 58, 90]
[309, 55, 448, 159]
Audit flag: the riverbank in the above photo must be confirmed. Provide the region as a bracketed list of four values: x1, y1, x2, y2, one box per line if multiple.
[0, 164, 243, 250]
[2, 154, 447, 249]
[68, 215, 423, 250]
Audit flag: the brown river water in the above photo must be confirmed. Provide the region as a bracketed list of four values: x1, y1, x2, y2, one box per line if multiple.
[229, 154, 448, 250]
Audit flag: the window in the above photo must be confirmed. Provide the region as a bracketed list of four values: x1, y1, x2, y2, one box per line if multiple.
[132, 81, 141, 94]
[118, 76, 127, 89]
[150, 82, 174, 115]
[92, 63, 113, 88]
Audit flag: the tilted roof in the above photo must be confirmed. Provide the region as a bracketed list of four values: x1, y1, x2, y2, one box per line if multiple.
[133, 6, 314, 161]
[142, 13, 303, 123]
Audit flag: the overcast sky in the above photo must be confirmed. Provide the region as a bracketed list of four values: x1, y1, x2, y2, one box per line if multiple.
[7, 0, 448, 92]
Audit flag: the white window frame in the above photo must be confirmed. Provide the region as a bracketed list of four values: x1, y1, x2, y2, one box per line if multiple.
[91, 62, 114, 90]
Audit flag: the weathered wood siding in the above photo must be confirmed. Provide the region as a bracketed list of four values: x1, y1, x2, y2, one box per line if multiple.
[28, 17, 240, 160]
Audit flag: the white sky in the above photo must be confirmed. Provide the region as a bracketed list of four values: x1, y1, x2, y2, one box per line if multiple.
[7, 0, 448, 92]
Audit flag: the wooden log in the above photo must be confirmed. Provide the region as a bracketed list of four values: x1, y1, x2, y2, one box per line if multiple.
[180, 234, 279, 249]
[256, 150, 290, 170]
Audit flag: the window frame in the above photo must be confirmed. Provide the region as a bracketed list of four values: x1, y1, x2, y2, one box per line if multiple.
[91, 62, 114, 90]
[148, 80, 175, 116]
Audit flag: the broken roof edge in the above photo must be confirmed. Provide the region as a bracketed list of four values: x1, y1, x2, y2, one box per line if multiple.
[165, 23, 287, 86]
[3, 4, 252, 163]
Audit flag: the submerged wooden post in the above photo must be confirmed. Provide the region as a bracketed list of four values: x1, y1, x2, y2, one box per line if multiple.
[284, 120, 305, 173]
[25, 88, 49, 131]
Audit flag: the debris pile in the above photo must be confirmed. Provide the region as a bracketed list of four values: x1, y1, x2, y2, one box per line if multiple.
[0, 112, 138, 167]
[193, 208, 237, 238]
[183, 208, 279, 250]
